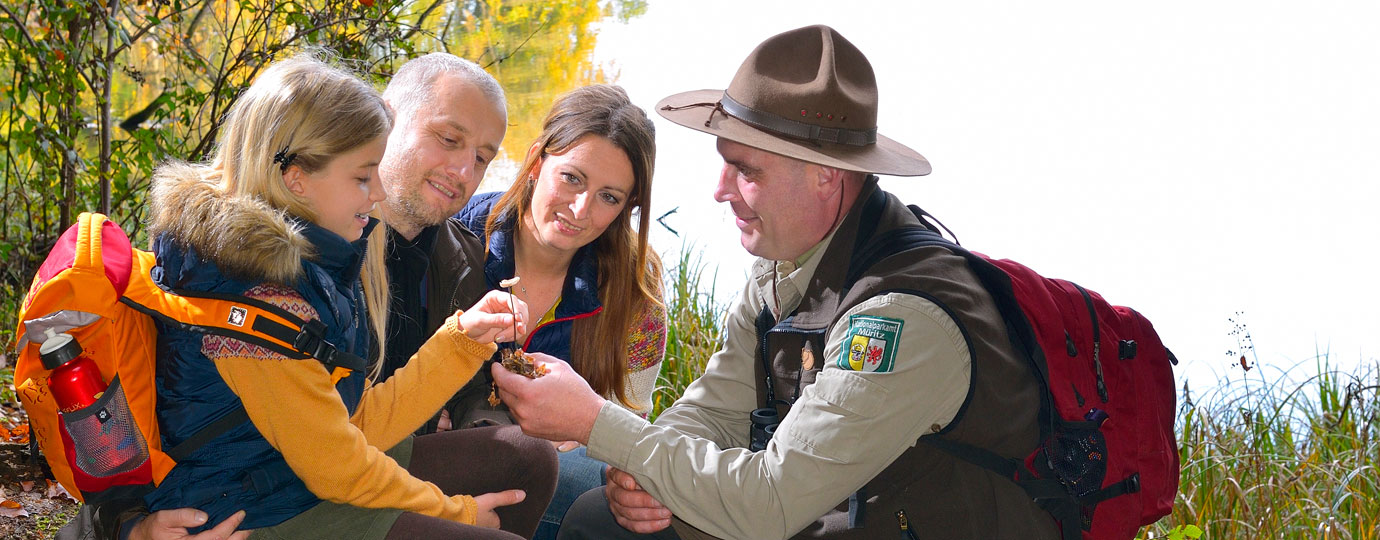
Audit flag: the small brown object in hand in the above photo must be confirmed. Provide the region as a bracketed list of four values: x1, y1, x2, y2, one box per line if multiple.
[488, 348, 547, 407]
[501, 348, 548, 378]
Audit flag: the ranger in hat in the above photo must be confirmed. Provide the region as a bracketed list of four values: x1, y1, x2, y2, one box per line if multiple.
[493, 25, 1060, 540]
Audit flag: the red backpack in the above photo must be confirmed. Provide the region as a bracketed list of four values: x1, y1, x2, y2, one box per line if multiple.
[852, 205, 1179, 540]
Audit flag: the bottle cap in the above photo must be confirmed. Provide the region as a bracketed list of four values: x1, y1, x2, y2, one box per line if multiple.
[38, 328, 84, 370]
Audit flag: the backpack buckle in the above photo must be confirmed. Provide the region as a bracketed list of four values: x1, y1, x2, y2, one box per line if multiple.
[293, 320, 337, 365]
[291, 319, 366, 372]
[1118, 340, 1138, 360]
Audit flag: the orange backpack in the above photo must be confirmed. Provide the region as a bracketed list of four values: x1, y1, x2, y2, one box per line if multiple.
[12, 212, 362, 503]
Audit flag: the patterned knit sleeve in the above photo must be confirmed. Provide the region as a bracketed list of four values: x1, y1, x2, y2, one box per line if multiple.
[620, 300, 667, 417]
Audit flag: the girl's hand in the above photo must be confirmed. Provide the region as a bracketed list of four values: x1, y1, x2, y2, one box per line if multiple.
[458, 290, 529, 344]
[471, 489, 526, 528]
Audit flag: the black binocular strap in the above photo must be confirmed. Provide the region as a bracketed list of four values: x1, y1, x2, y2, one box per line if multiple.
[754, 305, 778, 407]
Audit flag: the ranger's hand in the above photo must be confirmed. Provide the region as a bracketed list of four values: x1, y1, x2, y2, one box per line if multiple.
[492, 354, 604, 444]
[606, 467, 672, 533]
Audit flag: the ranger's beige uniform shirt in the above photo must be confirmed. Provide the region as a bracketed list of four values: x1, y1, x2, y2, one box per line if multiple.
[587, 226, 972, 540]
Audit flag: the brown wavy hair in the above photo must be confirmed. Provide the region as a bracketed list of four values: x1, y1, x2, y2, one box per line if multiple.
[484, 84, 662, 407]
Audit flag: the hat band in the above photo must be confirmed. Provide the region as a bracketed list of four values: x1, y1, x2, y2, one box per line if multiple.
[720, 94, 877, 147]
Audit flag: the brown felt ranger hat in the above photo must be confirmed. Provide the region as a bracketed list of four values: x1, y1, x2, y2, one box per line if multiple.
[657, 25, 931, 176]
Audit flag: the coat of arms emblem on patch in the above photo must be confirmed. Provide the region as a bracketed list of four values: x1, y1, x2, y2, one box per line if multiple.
[838, 315, 903, 372]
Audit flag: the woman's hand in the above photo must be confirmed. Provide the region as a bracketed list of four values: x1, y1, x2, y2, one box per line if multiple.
[471, 489, 526, 528]
[458, 290, 529, 345]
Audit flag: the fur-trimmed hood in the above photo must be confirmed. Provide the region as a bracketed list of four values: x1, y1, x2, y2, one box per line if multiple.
[148, 163, 312, 285]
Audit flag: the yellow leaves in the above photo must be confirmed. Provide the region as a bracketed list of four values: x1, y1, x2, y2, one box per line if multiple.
[436, 0, 614, 161]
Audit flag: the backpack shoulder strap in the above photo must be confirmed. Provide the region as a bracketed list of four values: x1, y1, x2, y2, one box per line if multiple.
[845, 203, 955, 288]
[122, 250, 367, 373]
[121, 250, 367, 460]
[848, 207, 1089, 540]
[846, 205, 1052, 393]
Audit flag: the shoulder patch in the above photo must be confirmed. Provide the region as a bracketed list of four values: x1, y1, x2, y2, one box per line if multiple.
[837, 315, 904, 372]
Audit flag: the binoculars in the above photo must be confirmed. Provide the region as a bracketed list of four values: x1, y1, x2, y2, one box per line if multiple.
[749, 407, 781, 451]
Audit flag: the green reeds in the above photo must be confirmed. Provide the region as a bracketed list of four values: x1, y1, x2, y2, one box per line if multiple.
[653, 243, 726, 420]
[1146, 354, 1379, 539]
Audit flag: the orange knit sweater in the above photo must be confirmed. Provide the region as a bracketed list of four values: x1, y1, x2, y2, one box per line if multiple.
[212, 312, 495, 523]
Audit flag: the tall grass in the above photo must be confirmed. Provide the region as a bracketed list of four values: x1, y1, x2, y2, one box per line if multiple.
[657, 246, 1380, 538]
[653, 243, 727, 420]
[1146, 356, 1380, 539]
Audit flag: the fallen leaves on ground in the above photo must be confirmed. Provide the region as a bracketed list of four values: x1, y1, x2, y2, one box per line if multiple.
[47, 479, 77, 502]
[1, 486, 30, 518]
[0, 421, 30, 443]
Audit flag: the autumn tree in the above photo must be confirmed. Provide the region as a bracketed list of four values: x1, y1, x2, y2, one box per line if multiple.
[0, 0, 643, 353]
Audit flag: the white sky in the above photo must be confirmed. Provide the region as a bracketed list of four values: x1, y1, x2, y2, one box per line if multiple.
[584, 1, 1380, 390]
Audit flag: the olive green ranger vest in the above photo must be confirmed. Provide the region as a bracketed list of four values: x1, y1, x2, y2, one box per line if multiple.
[756, 181, 1060, 539]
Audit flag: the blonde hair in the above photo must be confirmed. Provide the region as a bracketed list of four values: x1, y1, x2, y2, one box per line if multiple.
[485, 84, 663, 407]
[173, 52, 392, 379]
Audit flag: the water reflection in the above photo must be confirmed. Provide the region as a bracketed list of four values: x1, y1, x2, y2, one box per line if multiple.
[452, 0, 648, 189]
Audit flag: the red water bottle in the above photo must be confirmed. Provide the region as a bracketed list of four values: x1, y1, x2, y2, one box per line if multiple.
[38, 329, 107, 413]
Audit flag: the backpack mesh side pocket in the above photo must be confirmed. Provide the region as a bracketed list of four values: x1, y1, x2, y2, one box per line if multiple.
[59, 376, 150, 479]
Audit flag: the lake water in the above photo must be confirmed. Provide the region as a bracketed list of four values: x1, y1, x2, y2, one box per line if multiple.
[479, 0, 1380, 392]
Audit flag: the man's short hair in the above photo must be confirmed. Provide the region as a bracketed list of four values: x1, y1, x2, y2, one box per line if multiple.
[383, 52, 506, 124]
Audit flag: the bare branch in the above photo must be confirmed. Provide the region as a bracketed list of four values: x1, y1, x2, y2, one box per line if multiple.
[106, 0, 201, 59]
[401, 0, 446, 41]
[483, 20, 546, 70]
[0, 4, 40, 51]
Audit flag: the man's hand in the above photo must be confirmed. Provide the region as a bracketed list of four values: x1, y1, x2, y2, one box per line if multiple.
[491, 353, 604, 444]
[129, 509, 251, 540]
[472, 489, 526, 529]
[605, 467, 672, 533]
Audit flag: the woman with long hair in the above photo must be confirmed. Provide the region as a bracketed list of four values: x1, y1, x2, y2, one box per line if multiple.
[453, 84, 667, 540]
[130, 53, 554, 540]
